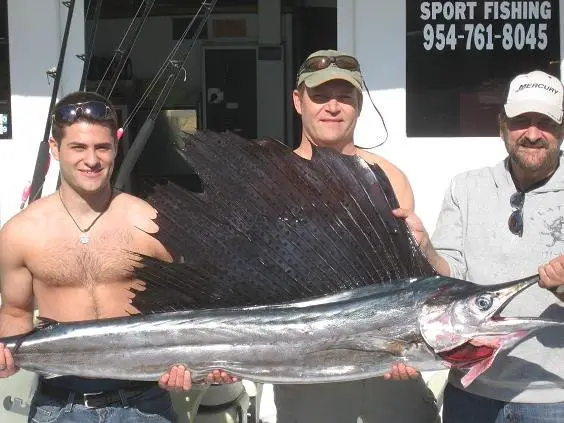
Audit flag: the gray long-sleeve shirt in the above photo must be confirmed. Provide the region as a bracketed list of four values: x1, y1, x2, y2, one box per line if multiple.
[432, 154, 564, 403]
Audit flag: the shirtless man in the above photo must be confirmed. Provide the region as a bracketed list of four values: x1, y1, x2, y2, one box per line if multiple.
[0, 91, 232, 422]
[273, 49, 439, 423]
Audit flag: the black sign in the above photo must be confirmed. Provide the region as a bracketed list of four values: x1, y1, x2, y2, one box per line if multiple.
[406, 1, 561, 137]
[417, 1, 556, 51]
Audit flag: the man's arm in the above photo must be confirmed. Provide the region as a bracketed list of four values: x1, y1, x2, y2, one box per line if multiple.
[391, 208, 451, 276]
[0, 217, 35, 377]
[0, 218, 35, 335]
[394, 174, 471, 278]
[538, 255, 564, 300]
[358, 150, 414, 210]
[381, 162, 415, 211]
[358, 150, 451, 274]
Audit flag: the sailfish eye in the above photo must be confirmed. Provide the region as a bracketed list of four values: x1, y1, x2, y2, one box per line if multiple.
[475, 294, 494, 311]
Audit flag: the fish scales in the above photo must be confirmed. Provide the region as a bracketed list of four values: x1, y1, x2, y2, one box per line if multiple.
[7, 280, 431, 383]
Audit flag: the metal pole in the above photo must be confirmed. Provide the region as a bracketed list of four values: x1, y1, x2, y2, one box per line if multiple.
[114, 0, 218, 191]
[79, 0, 104, 91]
[28, 0, 76, 204]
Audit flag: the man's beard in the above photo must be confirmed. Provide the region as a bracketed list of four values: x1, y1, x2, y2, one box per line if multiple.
[505, 135, 560, 174]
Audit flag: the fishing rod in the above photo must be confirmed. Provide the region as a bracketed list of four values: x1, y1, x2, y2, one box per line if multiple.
[26, 0, 76, 206]
[120, 0, 216, 133]
[114, 0, 218, 190]
[96, 0, 155, 99]
[78, 0, 104, 91]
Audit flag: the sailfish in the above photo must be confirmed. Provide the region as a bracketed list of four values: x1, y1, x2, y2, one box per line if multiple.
[1, 131, 562, 388]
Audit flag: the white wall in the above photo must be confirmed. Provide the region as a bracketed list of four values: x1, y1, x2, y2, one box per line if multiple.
[0, 0, 84, 226]
[337, 0, 564, 231]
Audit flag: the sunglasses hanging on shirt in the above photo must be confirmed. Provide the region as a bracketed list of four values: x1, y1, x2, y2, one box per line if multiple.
[508, 191, 525, 237]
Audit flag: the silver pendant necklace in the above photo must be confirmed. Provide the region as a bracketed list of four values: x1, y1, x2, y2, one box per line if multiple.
[58, 190, 112, 245]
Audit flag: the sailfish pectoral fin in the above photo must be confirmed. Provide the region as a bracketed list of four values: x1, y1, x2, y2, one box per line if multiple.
[304, 334, 411, 358]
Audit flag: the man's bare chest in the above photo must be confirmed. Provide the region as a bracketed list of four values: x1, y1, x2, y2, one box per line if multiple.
[28, 228, 137, 288]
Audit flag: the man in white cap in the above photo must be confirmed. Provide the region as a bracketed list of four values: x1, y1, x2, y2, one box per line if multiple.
[394, 70, 564, 421]
[274, 49, 440, 423]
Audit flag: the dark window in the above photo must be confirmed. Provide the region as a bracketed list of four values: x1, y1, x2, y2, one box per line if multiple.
[0, 0, 10, 139]
[172, 16, 208, 40]
[407, 1, 561, 137]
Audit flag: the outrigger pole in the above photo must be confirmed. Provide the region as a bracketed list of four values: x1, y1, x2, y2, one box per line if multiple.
[79, 0, 104, 91]
[114, 0, 218, 190]
[27, 0, 76, 205]
[96, 0, 155, 99]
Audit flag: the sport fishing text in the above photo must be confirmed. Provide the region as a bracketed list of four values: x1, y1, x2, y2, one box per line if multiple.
[419, 1, 552, 51]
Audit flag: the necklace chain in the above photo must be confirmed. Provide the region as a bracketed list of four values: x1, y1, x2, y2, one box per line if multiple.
[58, 190, 112, 242]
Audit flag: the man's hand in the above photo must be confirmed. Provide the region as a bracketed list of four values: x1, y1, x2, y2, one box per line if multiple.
[393, 208, 451, 276]
[158, 366, 239, 391]
[0, 344, 18, 378]
[392, 208, 431, 249]
[539, 255, 564, 296]
[159, 365, 192, 391]
[206, 369, 239, 385]
[383, 362, 420, 381]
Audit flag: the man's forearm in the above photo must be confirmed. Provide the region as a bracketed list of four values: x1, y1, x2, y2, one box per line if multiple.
[419, 242, 451, 277]
[0, 309, 34, 338]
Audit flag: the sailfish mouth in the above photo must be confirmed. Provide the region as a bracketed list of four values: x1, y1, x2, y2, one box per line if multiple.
[436, 309, 563, 386]
[437, 340, 498, 369]
[436, 335, 507, 388]
[436, 312, 563, 387]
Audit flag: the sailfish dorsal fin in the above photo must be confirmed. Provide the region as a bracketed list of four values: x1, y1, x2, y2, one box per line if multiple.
[128, 131, 436, 313]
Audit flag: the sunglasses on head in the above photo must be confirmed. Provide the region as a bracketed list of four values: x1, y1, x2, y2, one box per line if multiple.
[298, 55, 360, 77]
[508, 191, 525, 236]
[52, 101, 115, 124]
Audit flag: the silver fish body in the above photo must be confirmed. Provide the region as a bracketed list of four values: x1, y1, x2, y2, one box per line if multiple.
[4, 275, 562, 386]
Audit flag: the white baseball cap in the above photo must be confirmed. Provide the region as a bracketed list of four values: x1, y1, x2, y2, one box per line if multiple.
[504, 70, 563, 124]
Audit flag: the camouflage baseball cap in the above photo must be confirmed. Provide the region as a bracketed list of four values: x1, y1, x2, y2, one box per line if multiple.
[296, 49, 363, 92]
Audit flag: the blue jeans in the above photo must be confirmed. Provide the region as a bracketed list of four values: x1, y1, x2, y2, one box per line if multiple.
[28, 385, 176, 423]
[443, 383, 564, 423]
